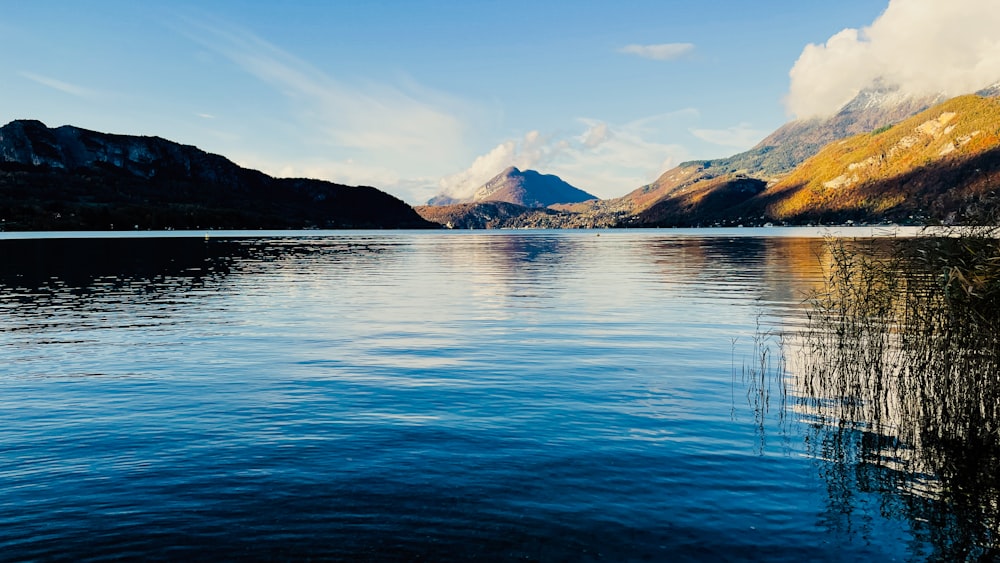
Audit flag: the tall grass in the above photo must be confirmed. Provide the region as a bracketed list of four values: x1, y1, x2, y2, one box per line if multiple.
[755, 226, 1000, 559]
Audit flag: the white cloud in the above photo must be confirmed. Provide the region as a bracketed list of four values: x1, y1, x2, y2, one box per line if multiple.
[581, 122, 611, 148]
[437, 110, 700, 201]
[619, 43, 695, 61]
[19, 71, 100, 99]
[787, 0, 1000, 118]
[435, 131, 554, 200]
[690, 123, 769, 148]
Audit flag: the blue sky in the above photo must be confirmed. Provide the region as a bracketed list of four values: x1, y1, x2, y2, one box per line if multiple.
[1, 1, 995, 203]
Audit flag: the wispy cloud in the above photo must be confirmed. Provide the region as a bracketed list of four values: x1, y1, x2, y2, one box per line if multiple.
[690, 123, 768, 148]
[19, 71, 100, 98]
[619, 43, 695, 61]
[176, 16, 471, 177]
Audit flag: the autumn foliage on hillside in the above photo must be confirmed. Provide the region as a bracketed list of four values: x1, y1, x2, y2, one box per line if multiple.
[766, 95, 1000, 223]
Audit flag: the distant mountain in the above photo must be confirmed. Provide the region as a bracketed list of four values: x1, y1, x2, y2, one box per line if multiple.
[414, 201, 570, 229]
[472, 167, 597, 207]
[977, 81, 1000, 98]
[429, 167, 596, 208]
[417, 167, 599, 228]
[415, 199, 620, 229]
[490, 85, 999, 228]
[0, 120, 434, 230]
[421, 86, 1000, 229]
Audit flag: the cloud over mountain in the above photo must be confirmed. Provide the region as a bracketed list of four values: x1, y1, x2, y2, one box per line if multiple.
[435, 112, 699, 202]
[690, 123, 770, 148]
[786, 0, 1000, 119]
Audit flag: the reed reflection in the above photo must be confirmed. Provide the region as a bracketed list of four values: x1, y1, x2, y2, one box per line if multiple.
[766, 232, 1000, 561]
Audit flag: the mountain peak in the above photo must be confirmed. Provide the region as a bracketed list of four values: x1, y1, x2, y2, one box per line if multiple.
[835, 84, 946, 117]
[7, 119, 49, 129]
[428, 168, 596, 208]
[473, 168, 596, 207]
[977, 80, 1000, 98]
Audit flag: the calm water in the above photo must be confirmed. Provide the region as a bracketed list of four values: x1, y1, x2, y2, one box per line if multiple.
[0, 229, 952, 560]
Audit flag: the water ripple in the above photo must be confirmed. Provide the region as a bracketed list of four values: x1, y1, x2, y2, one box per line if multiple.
[0, 231, 921, 560]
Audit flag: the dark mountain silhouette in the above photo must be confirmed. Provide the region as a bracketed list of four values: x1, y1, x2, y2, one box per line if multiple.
[0, 120, 434, 230]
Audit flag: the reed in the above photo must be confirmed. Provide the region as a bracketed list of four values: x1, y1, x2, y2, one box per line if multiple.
[797, 226, 1000, 560]
[735, 316, 790, 451]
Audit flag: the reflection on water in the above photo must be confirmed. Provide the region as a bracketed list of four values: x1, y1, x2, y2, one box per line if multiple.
[767, 235, 1000, 561]
[0, 229, 967, 560]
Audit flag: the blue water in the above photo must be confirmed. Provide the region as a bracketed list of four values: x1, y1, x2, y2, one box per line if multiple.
[0, 230, 934, 560]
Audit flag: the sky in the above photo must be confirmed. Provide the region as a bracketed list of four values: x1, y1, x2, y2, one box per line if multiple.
[1, 1, 998, 203]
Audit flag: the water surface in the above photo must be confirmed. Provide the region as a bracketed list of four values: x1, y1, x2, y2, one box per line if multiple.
[0, 229, 949, 560]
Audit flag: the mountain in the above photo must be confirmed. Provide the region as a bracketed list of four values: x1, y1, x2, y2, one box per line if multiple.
[977, 81, 1000, 98]
[419, 86, 1000, 230]
[414, 199, 621, 229]
[429, 167, 596, 208]
[0, 120, 435, 230]
[523, 86, 945, 228]
[417, 167, 599, 228]
[693, 87, 945, 180]
[566, 86, 995, 227]
[414, 201, 570, 229]
[471, 167, 596, 207]
[758, 94, 1000, 224]
[629, 94, 1000, 226]
[606, 86, 943, 222]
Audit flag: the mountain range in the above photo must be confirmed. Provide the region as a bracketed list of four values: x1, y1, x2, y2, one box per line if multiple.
[4, 82, 1000, 231]
[625, 91, 1000, 227]
[0, 120, 434, 230]
[421, 84, 1000, 228]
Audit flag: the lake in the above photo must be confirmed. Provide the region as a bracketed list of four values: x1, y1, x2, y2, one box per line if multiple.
[0, 228, 984, 561]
